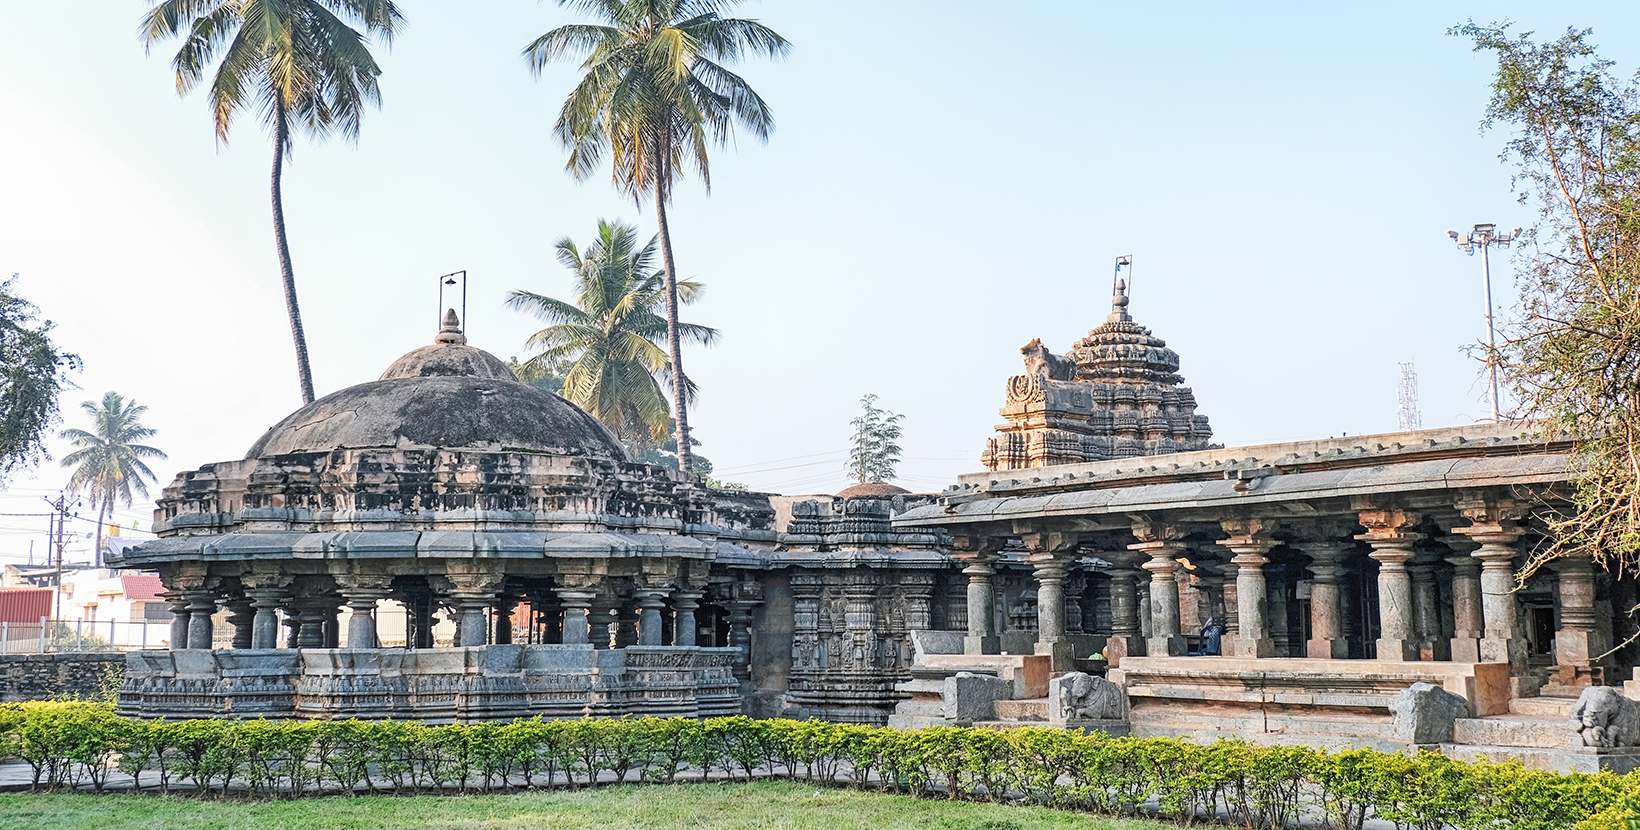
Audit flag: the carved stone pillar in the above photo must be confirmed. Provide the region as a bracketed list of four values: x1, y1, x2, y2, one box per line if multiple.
[1213, 559, 1240, 652]
[613, 600, 639, 647]
[1104, 551, 1144, 662]
[1023, 530, 1077, 669]
[1357, 508, 1423, 662]
[1220, 518, 1278, 658]
[445, 572, 500, 649]
[725, 580, 763, 681]
[1442, 535, 1485, 662]
[493, 596, 517, 646]
[672, 590, 704, 647]
[337, 576, 391, 650]
[164, 591, 191, 649]
[1455, 518, 1530, 689]
[185, 590, 217, 650]
[556, 589, 595, 645]
[224, 597, 254, 649]
[1295, 539, 1351, 659]
[637, 591, 669, 646]
[243, 587, 287, 649]
[957, 551, 1001, 655]
[1548, 552, 1608, 692]
[1136, 577, 1153, 640]
[1408, 552, 1448, 661]
[295, 604, 328, 649]
[1130, 521, 1187, 656]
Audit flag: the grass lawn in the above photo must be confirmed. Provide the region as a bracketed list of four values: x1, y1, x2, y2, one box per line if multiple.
[0, 780, 1161, 830]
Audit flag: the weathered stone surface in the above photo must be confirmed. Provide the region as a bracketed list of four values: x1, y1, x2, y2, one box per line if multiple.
[0, 653, 123, 702]
[1050, 671, 1125, 722]
[943, 672, 1009, 722]
[1389, 681, 1469, 744]
[1570, 686, 1640, 748]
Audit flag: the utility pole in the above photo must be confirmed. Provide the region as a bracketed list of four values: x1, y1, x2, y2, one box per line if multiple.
[44, 492, 78, 624]
[1446, 223, 1520, 422]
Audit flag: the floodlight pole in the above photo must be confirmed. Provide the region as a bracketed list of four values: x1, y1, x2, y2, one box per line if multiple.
[1446, 223, 1519, 422]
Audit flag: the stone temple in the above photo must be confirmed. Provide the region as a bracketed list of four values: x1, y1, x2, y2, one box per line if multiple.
[111, 293, 1640, 773]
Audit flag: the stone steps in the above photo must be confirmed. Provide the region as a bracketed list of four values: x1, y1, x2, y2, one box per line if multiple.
[1442, 742, 1562, 771]
[1507, 695, 1577, 718]
[1452, 714, 1570, 749]
[992, 698, 1048, 722]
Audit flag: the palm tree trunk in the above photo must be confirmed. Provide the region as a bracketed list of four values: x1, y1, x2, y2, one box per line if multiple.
[271, 106, 317, 405]
[652, 179, 694, 475]
[93, 501, 106, 569]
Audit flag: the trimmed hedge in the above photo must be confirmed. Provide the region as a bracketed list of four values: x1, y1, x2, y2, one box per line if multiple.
[0, 701, 1630, 829]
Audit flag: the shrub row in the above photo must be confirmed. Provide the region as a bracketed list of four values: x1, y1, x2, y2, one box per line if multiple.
[0, 701, 1630, 830]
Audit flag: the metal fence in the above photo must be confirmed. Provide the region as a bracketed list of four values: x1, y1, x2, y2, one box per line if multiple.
[0, 618, 173, 654]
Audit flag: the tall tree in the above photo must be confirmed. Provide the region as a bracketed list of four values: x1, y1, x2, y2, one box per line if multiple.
[1458, 23, 1640, 574]
[0, 275, 80, 484]
[525, 0, 788, 472]
[847, 394, 903, 485]
[60, 392, 166, 567]
[141, 0, 405, 405]
[506, 218, 718, 448]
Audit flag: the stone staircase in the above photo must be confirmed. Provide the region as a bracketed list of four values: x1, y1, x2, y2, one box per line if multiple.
[1443, 696, 1577, 770]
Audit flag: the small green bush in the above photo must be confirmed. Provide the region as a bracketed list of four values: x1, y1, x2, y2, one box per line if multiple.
[0, 701, 1626, 829]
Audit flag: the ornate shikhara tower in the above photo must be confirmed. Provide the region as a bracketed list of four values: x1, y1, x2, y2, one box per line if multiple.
[981, 280, 1215, 470]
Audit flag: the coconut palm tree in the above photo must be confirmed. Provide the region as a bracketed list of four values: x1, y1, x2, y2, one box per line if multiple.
[141, 0, 405, 405]
[524, 0, 787, 471]
[60, 392, 166, 567]
[507, 219, 718, 449]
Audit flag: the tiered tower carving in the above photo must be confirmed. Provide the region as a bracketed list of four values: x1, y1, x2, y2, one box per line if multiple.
[982, 280, 1215, 470]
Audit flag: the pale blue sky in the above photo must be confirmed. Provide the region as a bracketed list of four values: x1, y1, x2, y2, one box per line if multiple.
[2, 2, 1637, 559]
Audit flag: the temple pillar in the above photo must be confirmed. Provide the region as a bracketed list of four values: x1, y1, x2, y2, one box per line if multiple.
[588, 596, 618, 649]
[959, 553, 1001, 655]
[1295, 540, 1352, 659]
[1547, 552, 1608, 693]
[637, 591, 669, 646]
[443, 569, 502, 649]
[1214, 559, 1240, 653]
[337, 577, 391, 649]
[295, 605, 327, 649]
[1357, 508, 1423, 662]
[185, 590, 217, 650]
[556, 589, 595, 645]
[1442, 535, 1485, 662]
[672, 590, 704, 647]
[493, 596, 516, 646]
[1409, 552, 1448, 661]
[164, 591, 191, 649]
[1130, 521, 1188, 656]
[615, 600, 640, 648]
[1136, 578, 1153, 641]
[1456, 519, 1531, 691]
[1104, 551, 1145, 662]
[1220, 518, 1279, 658]
[244, 588, 286, 649]
[725, 580, 763, 681]
[1022, 530, 1077, 669]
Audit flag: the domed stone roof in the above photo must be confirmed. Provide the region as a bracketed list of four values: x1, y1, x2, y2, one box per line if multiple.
[836, 482, 911, 498]
[1066, 279, 1184, 384]
[244, 312, 629, 461]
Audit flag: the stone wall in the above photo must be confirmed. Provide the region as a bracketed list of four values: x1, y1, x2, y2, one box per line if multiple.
[0, 652, 123, 702]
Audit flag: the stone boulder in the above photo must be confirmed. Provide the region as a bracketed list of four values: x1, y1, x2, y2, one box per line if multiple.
[1049, 671, 1125, 722]
[1389, 681, 1469, 745]
[943, 672, 1009, 723]
[1570, 686, 1640, 748]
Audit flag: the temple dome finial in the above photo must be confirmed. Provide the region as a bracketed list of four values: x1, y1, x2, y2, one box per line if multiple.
[1108, 279, 1132, 324]
[435, 308, 467, 345]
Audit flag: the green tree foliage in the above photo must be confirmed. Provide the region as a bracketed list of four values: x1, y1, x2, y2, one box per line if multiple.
[525, 0, 789, 472]
[0, 275, 79, 485]
[141, 0, 405, 406]
[1458, 23, 1640, 574]
[506, 219, 718, 450]
[847, 394, 903, 485]
[59, 392, 166, 566]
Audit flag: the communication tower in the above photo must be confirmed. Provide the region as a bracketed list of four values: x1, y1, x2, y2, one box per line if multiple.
[1397, 362, 1422, 431]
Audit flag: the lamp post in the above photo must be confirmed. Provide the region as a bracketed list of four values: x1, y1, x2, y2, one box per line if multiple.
[1446, 223, 1520, 422]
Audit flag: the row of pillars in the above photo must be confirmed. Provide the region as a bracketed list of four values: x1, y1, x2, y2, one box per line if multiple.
[958, 511, 1599, 691]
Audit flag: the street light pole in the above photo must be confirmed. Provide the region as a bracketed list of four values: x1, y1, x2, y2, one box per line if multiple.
[1446, 223, 1521, 422]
